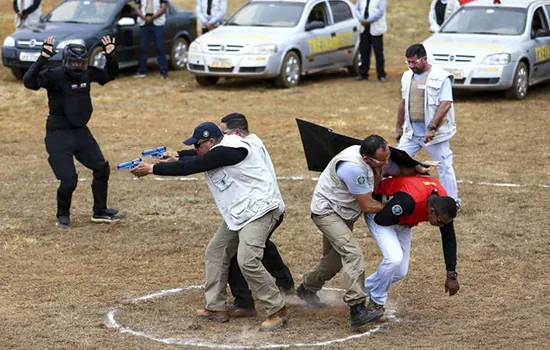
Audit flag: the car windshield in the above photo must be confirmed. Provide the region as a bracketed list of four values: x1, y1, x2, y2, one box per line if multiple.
[441, 7, 527, 35]
[227, 2, 305, 27]
[46, 0, 119, 24]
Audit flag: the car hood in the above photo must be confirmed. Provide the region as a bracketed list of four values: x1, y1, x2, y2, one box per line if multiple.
[197, 26, 295, 47]
[9, 22, 102, 43]
[423, 33, 519, 56]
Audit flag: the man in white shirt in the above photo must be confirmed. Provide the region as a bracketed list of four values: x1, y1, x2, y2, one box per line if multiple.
[196, 0, 227, 34]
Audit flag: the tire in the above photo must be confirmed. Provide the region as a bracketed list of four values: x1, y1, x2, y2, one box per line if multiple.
[505, 62, 528, 100]
[169, 36, 189, 70]
[274, 51, 301, 88]
[195, 76, 219, 87]
[89, 46, 106, 69]
[11, 67, 25, 80]
[347, 50, 360, 76]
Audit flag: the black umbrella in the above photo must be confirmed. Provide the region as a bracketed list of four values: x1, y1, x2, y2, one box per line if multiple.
[296, 118, 426, 172]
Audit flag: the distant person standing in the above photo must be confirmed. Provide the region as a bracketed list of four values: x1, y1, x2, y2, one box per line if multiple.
[396, 43, 461, 208]
[354, 0, 387, 81]
[196, 0, 227, 34]
[134, 0, 169, 78]
[13, 0, 41, 28]
[429, 0, 460, 33]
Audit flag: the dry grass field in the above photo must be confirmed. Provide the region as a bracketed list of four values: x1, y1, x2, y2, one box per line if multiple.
[1, 0, 550, 349]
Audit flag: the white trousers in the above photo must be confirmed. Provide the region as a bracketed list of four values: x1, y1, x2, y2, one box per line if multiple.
[397, 136, 460, 205]
[364, 213, 412, 305]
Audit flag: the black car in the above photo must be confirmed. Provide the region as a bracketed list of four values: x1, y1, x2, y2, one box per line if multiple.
[2, 0, 197, 79]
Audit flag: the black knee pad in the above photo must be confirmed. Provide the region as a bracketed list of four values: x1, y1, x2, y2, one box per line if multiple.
[93, 161, 110, 181]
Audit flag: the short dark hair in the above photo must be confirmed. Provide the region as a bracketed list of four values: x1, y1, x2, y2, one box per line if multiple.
[405, 44, 427, 58]
[429, 196, 458, 219]
[360, 135, 387, 158]
[221, 113, 249, 131]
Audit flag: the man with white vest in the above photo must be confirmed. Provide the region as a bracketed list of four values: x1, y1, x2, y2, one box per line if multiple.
[354, 0, 387, 81]
[196, 0, 227, 34]
[13, 0, 41, 28]
[395, 43, 461, 208]
[130, 122, 290, 332]
[298, 136, 391, 328]
[429, 0, 460, 33]
[133, 0, 169, 78]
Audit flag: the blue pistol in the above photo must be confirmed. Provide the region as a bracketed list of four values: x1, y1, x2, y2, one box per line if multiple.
[117, 157, 142, 170]
[142, 146, 167, 158]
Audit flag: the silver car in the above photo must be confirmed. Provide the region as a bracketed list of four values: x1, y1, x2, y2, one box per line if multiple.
[187, 0, 361, 88]
[423, 0, 550, 99]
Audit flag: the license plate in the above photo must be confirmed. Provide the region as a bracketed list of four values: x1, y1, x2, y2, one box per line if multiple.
[208, 58, 232, 68]
[19, 51, 41, 62]
[448, 69, 464, 80]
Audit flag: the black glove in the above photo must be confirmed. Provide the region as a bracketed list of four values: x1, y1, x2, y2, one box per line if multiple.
[42, 40, 57, 59]
[101, 36, 116, 57]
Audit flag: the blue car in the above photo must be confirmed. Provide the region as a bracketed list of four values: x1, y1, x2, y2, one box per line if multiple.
[2, 0, 197, 79]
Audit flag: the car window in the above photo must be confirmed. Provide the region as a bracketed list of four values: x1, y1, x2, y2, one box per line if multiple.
[47, 0, 119, 24]
[440, 7, 527, 35]
[227, 2, 304, 27]
[329, 1, 353, 23]
[531, 7, 549, 38]
[307, 2, 329, 26]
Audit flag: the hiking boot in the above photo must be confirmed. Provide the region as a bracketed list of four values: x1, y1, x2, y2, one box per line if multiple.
[196, 309, 229, 323]
[56, 216, 70, 229]
[228, 306, 257, 318]
[296, 284, 327, 308]
[367, 298, 387, 322]
[350, 302, 383, 328]
[259, 305, 289, 332]
[91, 212, 120, 223]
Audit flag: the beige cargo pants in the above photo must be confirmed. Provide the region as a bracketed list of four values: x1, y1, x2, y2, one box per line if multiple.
[203, 209, 285, 316]
[303, 212, 367, 306]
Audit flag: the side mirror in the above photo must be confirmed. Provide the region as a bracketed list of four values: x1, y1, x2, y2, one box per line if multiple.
[117, 17, 136, 26]
[306, 20, 325, 31]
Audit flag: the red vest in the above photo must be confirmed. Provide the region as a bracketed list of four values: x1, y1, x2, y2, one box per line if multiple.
[374, 176, 447, 227]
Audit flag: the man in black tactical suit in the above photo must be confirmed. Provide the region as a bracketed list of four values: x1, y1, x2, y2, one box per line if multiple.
[23, 35, 120, 229]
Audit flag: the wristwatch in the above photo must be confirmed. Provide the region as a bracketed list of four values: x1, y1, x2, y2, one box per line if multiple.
[446, 271, 458, 280]
[427, 123, 437, 132]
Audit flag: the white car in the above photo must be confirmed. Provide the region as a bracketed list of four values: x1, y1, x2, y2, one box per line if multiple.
[187, 0, 361, 88]
[423, 0, 550, 99]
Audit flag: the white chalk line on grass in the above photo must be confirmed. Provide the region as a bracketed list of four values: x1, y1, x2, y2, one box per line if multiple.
[105, 285, 396, 349]
[1, 176, 549, 189]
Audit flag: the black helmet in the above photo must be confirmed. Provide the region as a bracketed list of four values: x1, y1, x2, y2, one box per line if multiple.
[63, 44, 89, 78]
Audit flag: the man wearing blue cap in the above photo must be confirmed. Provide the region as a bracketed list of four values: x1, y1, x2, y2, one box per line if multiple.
[131, 122, 290, 332]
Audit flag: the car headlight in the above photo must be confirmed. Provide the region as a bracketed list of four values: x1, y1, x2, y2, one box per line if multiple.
[3, 36, 15, 47]
[249, 44, 277, 55]
[189, 41, 202, 53]
[56, 39, 85, 49]
[481, 53, 510, 65]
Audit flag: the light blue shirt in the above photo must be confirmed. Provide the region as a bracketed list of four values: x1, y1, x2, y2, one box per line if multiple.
[412, 73, 453, 137]
[355, 0, 386, 23]
[336, 161, 373, 195]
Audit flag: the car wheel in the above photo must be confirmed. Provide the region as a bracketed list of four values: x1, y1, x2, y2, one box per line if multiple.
[170, 36, 189, 70]
[11, 68, 26, 80]
[505, 62, 528, 100]
[89, 46, 106, 69]
[347, 51, 360, 76]
[195, 76, 219, 87]
[274, 51, 301, 88]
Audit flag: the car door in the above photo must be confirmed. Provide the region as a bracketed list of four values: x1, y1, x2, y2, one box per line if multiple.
[529, 5, 550, 81]
[113, 2, 140, 63]
[301, 1, 334, 70]
[327, 0, 358, 67]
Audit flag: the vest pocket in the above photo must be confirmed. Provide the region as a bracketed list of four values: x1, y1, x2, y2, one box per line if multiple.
[208, 169, 233, 191]
[230, 197, 258, 225]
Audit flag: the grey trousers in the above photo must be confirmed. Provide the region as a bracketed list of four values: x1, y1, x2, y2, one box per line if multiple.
[303, 212, 367, 306]
[203, 209, 285, 315]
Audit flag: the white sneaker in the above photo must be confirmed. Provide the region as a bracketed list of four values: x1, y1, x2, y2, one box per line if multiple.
[133, 73, 146, 78]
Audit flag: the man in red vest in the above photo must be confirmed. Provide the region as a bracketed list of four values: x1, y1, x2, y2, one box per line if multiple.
[364, 175, 460, 318]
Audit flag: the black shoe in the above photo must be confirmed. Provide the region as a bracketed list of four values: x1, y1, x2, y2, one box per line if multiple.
[350, 302, 383, 328]
[56, 216, 71, 229]
[354, 75, 368, 81]
[279, 286, 296, 297]
[296, 284, 327, 308]
[91, 212, 120, 223]
[103, 208, 119, 216]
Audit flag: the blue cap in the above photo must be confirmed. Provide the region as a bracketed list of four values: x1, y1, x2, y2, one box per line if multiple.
[183, 122, 223, 145]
